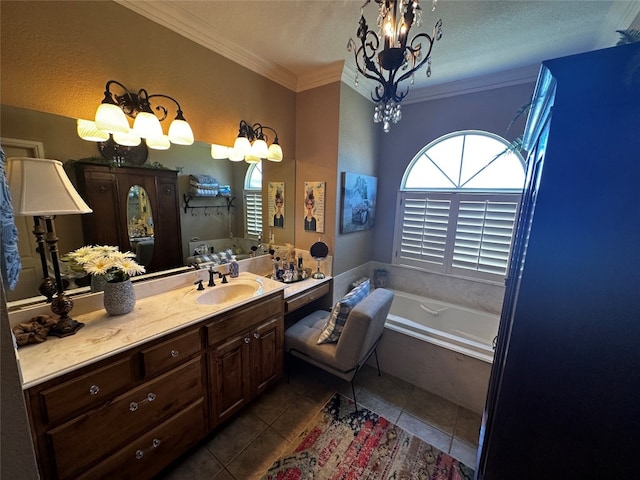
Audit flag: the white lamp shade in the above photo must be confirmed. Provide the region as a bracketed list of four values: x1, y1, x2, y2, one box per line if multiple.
[77, 119, 109, 142]
[113, 129, 142, 147]
[211, 144, 229, 159]
[95, 103, 130, 133]
[251, 139, 269, 158]
[146, 135, 171, 150]
[244, 154, 261, 164]
[267, 143, 283, 162]
[228, 148, 245, 162]
[233, 136, 252, 156]
[6, 157, 93, 216]
[133, 111, 163, 139]
[168, 118, 194, 145]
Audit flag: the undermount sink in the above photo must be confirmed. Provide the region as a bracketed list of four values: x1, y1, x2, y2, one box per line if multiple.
[190, 279, 263, 306]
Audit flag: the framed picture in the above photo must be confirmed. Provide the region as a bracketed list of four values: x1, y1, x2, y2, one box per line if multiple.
[303, 181, 325, 233]
[340, 172, 377, 233]
[268, 182, 285, 228]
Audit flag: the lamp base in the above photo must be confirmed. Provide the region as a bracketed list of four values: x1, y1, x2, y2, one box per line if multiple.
[49, 292, 84, 337]
[49, 316, 85, 338]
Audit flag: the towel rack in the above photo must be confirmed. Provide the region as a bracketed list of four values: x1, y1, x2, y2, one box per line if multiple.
[183, 194, 235, 214]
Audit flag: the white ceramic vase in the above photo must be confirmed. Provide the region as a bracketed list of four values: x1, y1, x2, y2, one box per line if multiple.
[103, 279, 135, 316]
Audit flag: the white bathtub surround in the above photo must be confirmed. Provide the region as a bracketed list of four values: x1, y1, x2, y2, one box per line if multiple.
[370, 262, 505, 315]
[376, 329, 492, 414]
[331, 262, 503, 414]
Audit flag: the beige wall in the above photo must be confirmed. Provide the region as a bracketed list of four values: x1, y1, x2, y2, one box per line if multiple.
[294, 83, 341, 256]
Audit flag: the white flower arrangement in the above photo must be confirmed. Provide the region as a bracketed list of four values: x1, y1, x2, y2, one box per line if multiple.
[63, 245, 146, 283]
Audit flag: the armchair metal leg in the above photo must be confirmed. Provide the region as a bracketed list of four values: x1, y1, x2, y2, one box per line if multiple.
[351, 380, 358, 412]
[374, 348, 381, 376]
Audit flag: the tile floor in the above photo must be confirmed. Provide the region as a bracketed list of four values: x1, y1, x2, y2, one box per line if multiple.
[160, 361, 482, 480]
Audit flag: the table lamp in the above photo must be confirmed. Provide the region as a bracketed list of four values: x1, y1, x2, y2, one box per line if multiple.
[7, 157, 93, 337]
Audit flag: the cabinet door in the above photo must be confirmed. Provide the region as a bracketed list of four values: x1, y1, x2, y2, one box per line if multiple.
[251, 317, 283, 397]
[209, 334, 251, 426]
[76, 169, 123, 247]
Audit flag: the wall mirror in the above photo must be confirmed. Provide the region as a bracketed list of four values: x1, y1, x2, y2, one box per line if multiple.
[127, 185, 154, 267]
[2, 105, 296, 305]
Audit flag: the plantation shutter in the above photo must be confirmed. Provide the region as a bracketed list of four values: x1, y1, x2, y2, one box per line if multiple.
[452, 196, 520, 276]
[398, 194, 452, 271]
[244, 192, 263, 237]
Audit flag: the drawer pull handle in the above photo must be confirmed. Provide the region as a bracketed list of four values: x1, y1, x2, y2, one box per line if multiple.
[129, 392, 157, 412]
[253, 332, 260, 339]
[134, 438, 162, 460]
[89, 385, 100, 396]
[170, 349, 179, 358]
[244, 337, 250, 344]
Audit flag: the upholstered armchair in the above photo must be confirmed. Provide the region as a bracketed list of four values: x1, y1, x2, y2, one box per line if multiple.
[284, 288, 394, 410]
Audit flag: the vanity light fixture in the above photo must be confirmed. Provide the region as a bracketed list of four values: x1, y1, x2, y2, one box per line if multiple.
[347, 0, 443, 132]
[78, 80, 194, 149]
[211, 120, 283, 163]
[7, 157, 93, 337]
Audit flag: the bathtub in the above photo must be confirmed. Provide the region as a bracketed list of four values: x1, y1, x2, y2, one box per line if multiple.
[385, 290, 499, 363]
[376, 289, 499, 412]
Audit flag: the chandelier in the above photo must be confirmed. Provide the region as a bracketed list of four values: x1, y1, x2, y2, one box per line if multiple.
[77, 80, 194, 150]
[211, 120, 283, 163]
[347, 0, 443, 132]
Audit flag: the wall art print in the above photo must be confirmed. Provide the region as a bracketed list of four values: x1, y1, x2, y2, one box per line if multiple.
[340, 172, 377, 233]
[268, 182, 285, 228]
[303, 181, 325, 233]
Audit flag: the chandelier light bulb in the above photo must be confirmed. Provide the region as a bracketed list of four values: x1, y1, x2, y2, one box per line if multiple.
[168, 118, 194, 145]
[146, 134, 170, 150]
[95, 103, 130, 134]
[113, 129, 142, 147]
[133, 111, 163, 139]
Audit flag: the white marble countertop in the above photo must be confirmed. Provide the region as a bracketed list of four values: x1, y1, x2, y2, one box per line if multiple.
[14, 271, 331, 390]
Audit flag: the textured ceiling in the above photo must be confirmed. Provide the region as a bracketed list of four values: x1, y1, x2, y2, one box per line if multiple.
[118, 0, 640, 102]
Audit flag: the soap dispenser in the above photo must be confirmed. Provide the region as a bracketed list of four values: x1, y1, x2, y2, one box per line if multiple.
[229, 255, 239, 278]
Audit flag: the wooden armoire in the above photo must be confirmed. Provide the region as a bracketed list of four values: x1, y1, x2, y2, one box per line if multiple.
[74, 162, 183, 273]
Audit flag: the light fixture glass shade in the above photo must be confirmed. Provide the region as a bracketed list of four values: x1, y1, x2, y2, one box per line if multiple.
[168, 119, 194, 145]
[251, 139, 269, 158]
[113, 129, 142, 147]
[233, 136, 252, 156]
[133, 111, 163, 139]
[77, 119, 110, 142]
[95, 103, 130, 133]
[267, 143, 283, 162]
[211, 144, 229, 159]
[6, 157, 93, 216]
[244, 155, 261, 164]
[228, 148, 245, 162]
[146, 135, 171, 150]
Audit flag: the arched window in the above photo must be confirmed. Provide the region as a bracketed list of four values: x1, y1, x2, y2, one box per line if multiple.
[244, 161, 263, 237]
[393, 131, 525, 281]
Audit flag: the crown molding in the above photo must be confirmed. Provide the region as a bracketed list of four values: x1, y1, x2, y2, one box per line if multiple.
[296, 61, 345, 92]
[115, 0, 298, 91]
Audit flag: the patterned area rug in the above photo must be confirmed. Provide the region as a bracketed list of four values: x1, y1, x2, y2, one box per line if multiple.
[261, 393, 474, 480]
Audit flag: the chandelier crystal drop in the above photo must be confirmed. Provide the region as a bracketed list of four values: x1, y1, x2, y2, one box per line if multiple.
[347, 0, 443, 132]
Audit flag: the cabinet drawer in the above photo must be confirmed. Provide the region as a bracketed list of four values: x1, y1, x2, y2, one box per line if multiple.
[39, 357, 133, 424]
[47, 357, 203, 480]
[285, 282, 330, 313]
[140, 328, 201, 377]
[206, 294, 282, 346]
[76, 398, 206, 480]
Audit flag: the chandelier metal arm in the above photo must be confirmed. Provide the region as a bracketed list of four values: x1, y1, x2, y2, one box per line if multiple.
[394, 32, 436, 86]
[148, 93, 185, 122]
[103, 80, 139, 117]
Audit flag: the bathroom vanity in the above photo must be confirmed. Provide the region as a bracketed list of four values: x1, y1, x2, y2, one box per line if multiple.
[13, 271, 332, 479]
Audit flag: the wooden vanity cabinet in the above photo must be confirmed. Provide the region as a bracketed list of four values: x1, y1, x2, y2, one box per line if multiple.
[73, 162, 182, 273]
[24, 327, 206, 480]
[24, 292, 285, 479]
[207, 293, 283, 426]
